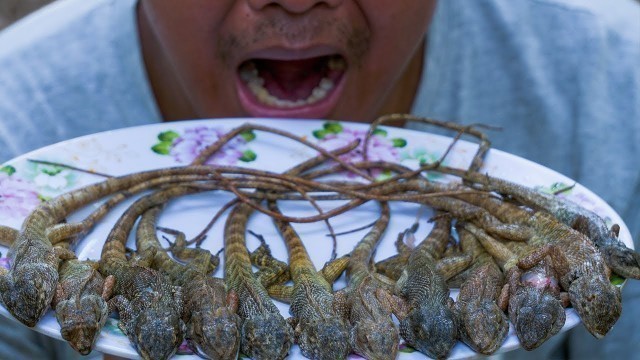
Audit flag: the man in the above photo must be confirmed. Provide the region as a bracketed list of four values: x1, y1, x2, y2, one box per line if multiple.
[0, 0, 638, 359]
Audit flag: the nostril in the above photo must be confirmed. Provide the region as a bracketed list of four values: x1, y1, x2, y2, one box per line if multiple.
[247, 0, 343, 13]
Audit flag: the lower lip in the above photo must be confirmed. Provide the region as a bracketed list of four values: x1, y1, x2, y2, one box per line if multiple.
[236, 72, 345, 119]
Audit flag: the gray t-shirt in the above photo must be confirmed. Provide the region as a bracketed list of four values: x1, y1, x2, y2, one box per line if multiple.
[0, 0, 638, 359]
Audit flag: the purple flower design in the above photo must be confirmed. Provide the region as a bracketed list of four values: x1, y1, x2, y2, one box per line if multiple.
[0, 173, 41, 219]
[170, 126, 252, 165]
[316, 126, 403, 178]
[153, 126, 256, 165]
[321, 128, 399, 163]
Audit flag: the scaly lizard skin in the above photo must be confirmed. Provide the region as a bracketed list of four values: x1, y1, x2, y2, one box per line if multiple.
[451, 225, 508, 355]
[462, 223, 565, 350]
[442, 167, 640, 280]
[337, 202, 400, 360]
[53, 259, 115, 355]
[1, 225, 115, 355]
[458, 194, 622, 339]
[268, 201, 351, 360]
[0, 166, 221, 327]
[99, 186, 201, 360]
[375, 216, 471, 283]
[136, 206, 241, 360]
[392, 216, 458, 360]
[224, 202, 293, 360]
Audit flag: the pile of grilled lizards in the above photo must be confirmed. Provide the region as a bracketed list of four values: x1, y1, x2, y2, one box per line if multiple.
[0, 114, 637, 360]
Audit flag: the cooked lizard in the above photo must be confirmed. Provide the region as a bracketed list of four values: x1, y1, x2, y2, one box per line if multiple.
[451, 224, 508, 355]
[98, 185, 207, 360]
[0, 226, 114, 355]
[136, 205, 241, 360]
[267, 201, 351, 360]
[439, 166, 640, 280]
[224, 201, 294, 360]
[390, 215, 459, 359]
[461, 222, 566, 350]
[456, 192, 622, 339]
[0, 166, 224, 327]
[335, 202, 400, 360]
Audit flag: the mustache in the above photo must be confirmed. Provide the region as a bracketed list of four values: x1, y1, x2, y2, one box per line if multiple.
[217, 16, 370, 67]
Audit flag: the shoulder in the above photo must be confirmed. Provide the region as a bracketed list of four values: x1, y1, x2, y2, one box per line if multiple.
[0, 0, 159, 162]
[0, 0, 136, 57]
[426, 0, 640, 98]
[431, 0, 640, 48]
[0, 0, 140, 100]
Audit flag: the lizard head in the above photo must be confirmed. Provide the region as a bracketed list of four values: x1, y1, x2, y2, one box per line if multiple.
[351, 318, 399, 360]
[399, 303, 457, 359]
[295, 317, 352, 360]
[510, 286, 565, 350]
[569, 275, 621, 338]
[0, 263, 57, 327]
[600, 241, 640, 280]
[186, 307, 241, 359]
[55, 295, 109, 355]
[456, 299, 509, 355]
[241, 312, 293, 360]
[131, 307, 185, 360]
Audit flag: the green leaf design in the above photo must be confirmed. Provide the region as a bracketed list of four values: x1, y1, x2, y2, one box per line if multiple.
[611, 274, 625, 286]
[240, 130, 256, 142]
[391, 138, 407, 148]
[323, 122, 343, 134]
[40, 166, 63, 176]
[551, 182, 574, 195]
[152, 142, 172, 155]
[372, 128, 388, 137]
[239, 150, 257, 162]
[157, 130, 180, 143]
[313, 129, 329, 139]
[0, 165, 16, 175]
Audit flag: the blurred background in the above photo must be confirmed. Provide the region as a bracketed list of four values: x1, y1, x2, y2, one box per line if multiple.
[0, 0, 53, 30]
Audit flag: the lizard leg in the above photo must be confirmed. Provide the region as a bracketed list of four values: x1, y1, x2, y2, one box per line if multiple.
[320, 255, 349, 284]
[0, 225, 18, 248]
[375, 287, 409, 320]
[436, 254, 472, 281]
[248, 231, 290, 287]
[267, 284, 293, 303]
[159, 226, 220, 274]
[46, 223, 84, 245]
[54, 246, 76, 261]
[102, 275, 116, 301]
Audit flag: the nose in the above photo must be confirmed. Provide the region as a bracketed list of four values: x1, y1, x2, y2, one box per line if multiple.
[247, 0, 343, 14]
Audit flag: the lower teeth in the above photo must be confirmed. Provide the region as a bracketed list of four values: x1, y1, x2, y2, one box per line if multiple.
[239, 58, 345, 108]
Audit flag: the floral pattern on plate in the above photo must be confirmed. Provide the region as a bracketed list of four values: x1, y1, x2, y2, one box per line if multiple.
[312, 121, 408, 179]
[151, 126, 257, 165]
[0, 165, 42, 219]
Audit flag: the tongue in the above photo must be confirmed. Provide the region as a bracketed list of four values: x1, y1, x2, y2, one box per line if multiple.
[256, 58, 326, 101]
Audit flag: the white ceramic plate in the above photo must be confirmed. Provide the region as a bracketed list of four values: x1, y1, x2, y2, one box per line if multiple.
[0, 118, 632, 359]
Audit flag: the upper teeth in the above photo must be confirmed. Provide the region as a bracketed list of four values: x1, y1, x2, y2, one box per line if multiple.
[239, 58, 346, 109]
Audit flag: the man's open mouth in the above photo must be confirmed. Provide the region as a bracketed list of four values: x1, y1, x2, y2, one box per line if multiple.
[237, 55, 346, 113]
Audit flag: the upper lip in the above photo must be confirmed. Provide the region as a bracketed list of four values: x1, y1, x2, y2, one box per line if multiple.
[237, 45, 345, 65]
